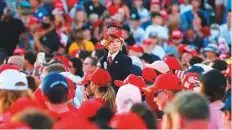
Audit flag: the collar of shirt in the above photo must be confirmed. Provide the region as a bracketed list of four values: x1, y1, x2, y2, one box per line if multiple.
[108, 51, 119, 61]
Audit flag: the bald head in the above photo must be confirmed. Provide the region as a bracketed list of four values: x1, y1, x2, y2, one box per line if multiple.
[8, 56, 25, 71]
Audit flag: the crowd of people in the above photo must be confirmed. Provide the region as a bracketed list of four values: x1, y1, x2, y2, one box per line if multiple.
[0, 0, 231, 129]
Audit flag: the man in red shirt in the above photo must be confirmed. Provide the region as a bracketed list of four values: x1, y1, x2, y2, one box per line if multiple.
[40, 72, 78, 120]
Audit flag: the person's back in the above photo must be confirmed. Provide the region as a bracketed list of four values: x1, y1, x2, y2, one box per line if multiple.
[40, 72, 78, 120]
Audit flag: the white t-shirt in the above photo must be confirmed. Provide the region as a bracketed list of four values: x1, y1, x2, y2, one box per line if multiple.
[152, 45, 166, 59]
[180, 4, 193, 15]
[220, 24, 231, 45]
[144, 25, 168, 40]
[131, 27, 145, 44]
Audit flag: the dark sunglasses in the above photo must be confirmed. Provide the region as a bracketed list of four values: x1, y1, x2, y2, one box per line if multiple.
[154, 90, 165, 97]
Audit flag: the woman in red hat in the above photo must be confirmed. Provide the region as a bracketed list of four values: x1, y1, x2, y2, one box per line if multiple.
[89, 68, 115, 111]
[100, 27, 132, 93]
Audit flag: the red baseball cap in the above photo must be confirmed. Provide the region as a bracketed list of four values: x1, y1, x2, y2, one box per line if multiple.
[171, 30, 183, 39]
[226, 64, 231, 78]
[114, 74, 146, 91]
[142, 67, 157, 83]
[109, 112, 147, 129]
[104, 27, 123, 39]
[178, 45, 198, 56]
[0, 122, 31, 129]
[182, 72, 199, 90]
[164, 56, 181, 70]
[0, 64, 19, 73]
[94, 42, 105, 49]
[54, 56, 70, 68]
[13, 48, 25, 55]
[127, 44, 144, 53]
[78, 100, 103, 119]
[27, 16, 40, 26]
[151, 73, 184, 90]
[150, 0, 160, 5]
[142, 39, 152, 45]
[9, 97, 44, 116]
[53, 112, 98, 129]
[77, 74, 91, 86]
[91, 68, 111, 87]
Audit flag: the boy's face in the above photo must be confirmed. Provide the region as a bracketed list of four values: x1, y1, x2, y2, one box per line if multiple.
[108, 38, 122, 54]
[205, 51, 216, 59]
[150, 4, 160, 13]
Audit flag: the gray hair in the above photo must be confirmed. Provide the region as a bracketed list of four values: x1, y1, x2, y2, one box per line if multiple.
[165, 91, 210, 120]
[44, 63, 66, 74]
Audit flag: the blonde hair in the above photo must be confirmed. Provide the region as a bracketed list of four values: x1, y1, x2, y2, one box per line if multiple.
[94, 83, 116, 111]
[0, 89, 32, 114]
[101, 35, 124, 49]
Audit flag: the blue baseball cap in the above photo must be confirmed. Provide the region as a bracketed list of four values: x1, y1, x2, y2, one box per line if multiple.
[221, 95, 231, 112]
[41, 72, 68, 96]
[203, 43, 219, 54]
[131, 65, 142, 76]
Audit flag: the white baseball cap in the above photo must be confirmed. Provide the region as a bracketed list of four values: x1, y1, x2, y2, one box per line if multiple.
[60, 72, 82, 83]
[146, 60, 170, 74]
[0, 70, 28, 91]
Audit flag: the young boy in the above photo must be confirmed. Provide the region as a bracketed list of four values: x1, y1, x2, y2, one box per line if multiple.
[100, 27, 132, 93]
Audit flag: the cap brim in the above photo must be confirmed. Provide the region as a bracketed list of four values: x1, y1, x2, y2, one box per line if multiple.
[77, 80, 89, 86]
[114, 80, 125, 87]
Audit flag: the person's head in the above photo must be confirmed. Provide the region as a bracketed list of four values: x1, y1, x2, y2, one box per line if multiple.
[189, 56, 204, 65]
[146, 60, 170, 75]
[134, 0, 143, 8]
[191, 0, 201, 10]
[112, 0, 123, 5]
[8, 55, 25, 71]
[74, 27, 84, 41]
[171, 30, 183, 46]
[52, 8, 65, 27]
[130, 103, 157, 129]
[102, 27, 124, 54]
[69, 57, 84, 77]
[26, 76, 37, 92]
[199, 70, 226, 102]
[41, 63, 66, 79]
[130, 11, 140, 28]
[164, 91, 210, 129]
[29, 0, 40, 8]
[41, 14, 54, 30]
[82, 57, 97, 74]
[27, 16, 40, 33]
[148, 32, 159, 45]
[24, 51, 36, 67]
[127, 44, 144, 57]
[3, 7, 13, 19]
[116, 84, 142, 113]
[151, 73, 184, 111]
[75, 10, 86, 23]
[150, 0, 161, 13]
[139, 53, 155, 66]
[41, 72, 68, 105]
[151, 12, 163, 25]
[91, 49, 106, 60]
[203, 44, 218, 61]
[90, 68, 115, 111]
[221, 95, 231, 129]
[0, 70, 29, 114]
[12, 109, 54, 129]
[170, 2, 179, 13]
[211, 60, 228, 72]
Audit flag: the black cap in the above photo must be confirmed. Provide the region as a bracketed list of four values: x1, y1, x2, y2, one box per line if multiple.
[151, 12, 162, 18]
[130, 11, 140, 20]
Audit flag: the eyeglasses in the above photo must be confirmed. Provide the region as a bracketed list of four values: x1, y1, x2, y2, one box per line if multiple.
[173, 37, 180, 40]
[154, 90, 165, 97]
